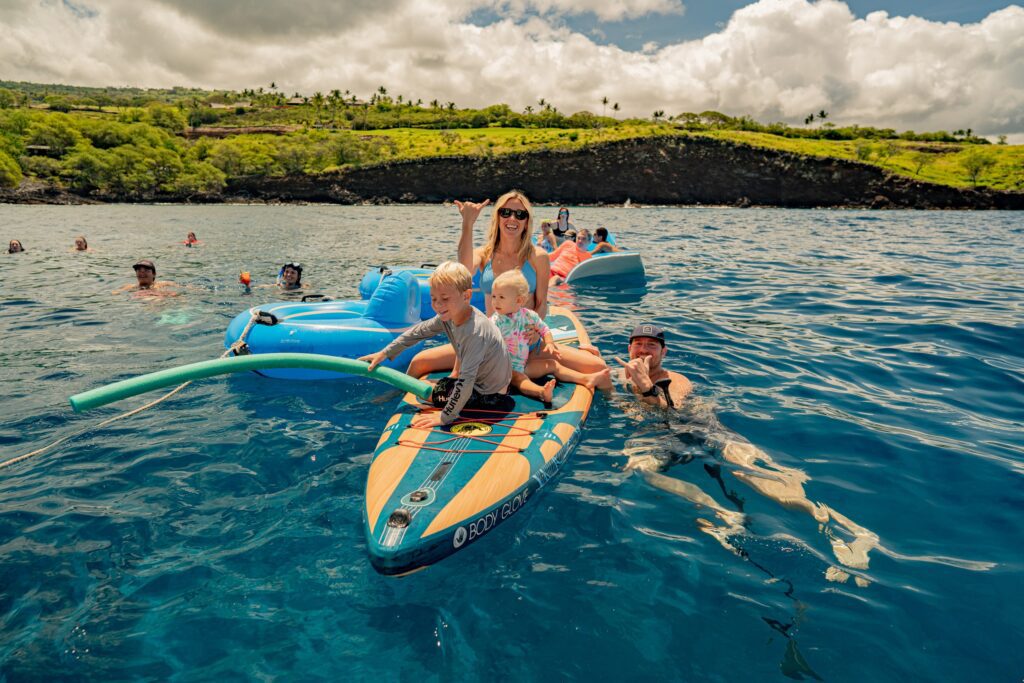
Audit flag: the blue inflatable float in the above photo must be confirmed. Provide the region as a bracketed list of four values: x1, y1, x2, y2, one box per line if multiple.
[224, 270, 424, 380]
[359, 266, 485, 321]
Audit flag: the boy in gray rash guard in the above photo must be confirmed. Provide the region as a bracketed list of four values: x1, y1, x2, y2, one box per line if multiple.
[360, 261, 512, 429]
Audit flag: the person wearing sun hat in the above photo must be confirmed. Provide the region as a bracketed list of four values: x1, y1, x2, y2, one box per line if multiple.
[614, 322, 693, 408]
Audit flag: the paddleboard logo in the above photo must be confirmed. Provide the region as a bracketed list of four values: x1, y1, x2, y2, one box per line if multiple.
[457, 488, 532, 547]
[450, 422, 492, 435]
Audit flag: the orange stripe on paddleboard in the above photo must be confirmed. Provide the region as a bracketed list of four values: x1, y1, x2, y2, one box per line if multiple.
[366, 425, 430, 530]
[421, 450, 531, 537]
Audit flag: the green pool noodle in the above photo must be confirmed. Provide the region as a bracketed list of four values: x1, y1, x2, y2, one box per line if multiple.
[69, 353, 433, 413]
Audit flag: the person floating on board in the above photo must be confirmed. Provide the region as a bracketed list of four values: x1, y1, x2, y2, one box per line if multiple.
[112, 259, 179, 296]
[490, 269, 609, 404]
[548, 229, 594, 285]
[591, 227, 620, 255]
[404, 191, 609, 386]
[360, 261, 513, 429]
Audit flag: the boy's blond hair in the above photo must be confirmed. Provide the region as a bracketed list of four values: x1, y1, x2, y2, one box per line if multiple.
[428, 261, 473, 292]
[492, 269, 530, 299]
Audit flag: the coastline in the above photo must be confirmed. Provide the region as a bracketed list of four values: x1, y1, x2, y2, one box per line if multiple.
[3, 137, 1022, 209]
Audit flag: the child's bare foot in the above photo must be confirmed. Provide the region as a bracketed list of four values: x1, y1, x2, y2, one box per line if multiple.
[540, 379, 555, 403]
[583, 368, 611, 391]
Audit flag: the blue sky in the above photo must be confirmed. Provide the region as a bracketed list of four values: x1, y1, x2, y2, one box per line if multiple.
[539, 1, 1015, 50]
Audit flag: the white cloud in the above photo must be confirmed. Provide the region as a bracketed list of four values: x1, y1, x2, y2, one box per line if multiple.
[491, 0, 684, 22]
[1, 0, 1022, 136]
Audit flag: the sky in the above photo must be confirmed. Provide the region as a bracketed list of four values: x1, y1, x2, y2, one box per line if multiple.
[1, 0, 1022, 138]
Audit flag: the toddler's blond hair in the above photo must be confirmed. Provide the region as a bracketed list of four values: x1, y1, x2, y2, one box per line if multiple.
[492, 269, 530, 299]
[428, 261, 473, 292]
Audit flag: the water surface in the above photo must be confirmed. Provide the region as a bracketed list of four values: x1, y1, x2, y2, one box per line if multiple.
[1, 205, 1022, 681]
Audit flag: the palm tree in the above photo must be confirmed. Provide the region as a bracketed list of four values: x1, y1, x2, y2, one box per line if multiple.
[805, 114, 815, 125]
[601, 96, 609, 117]
[377, 85, 388, 103]
[524, 105, 534, 115]
[818, 110, 828, 121]
[538, 98, 546, 109]
[328, 89, 342, 126]
[652, 110, 665, 122]
[270, 82, 277, 92]
[311, 92, 325, 125]
[612, 102, 620, 119]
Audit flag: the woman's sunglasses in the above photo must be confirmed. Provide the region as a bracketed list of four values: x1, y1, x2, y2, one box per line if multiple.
[498, 208, 529, 220]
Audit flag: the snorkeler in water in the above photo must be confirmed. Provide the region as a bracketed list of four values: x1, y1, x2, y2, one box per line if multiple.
[277, 262, 305, 291]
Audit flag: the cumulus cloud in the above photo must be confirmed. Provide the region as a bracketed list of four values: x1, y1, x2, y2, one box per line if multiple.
[0, 0, 1022, 136]
[492, 0, 684, 22]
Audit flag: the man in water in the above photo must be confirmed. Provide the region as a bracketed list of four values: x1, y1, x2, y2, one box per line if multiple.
[615, 323, 693, 408]
[615, 321, 882, 587]
[113, 259, 179, 295]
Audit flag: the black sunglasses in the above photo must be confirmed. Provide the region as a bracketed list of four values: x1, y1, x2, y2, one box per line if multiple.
[498, 208, 529, 220]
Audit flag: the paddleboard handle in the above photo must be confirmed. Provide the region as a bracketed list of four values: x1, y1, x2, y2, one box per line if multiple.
[69, 352, 433, 413]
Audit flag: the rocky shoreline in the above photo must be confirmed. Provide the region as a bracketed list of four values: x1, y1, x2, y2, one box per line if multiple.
[3, 136, 1022, 209]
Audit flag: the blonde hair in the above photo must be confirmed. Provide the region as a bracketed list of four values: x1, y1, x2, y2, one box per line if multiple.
[428, 261, 473, 292]
[480, 190, 535, 267]
[492, 269, 530, 299]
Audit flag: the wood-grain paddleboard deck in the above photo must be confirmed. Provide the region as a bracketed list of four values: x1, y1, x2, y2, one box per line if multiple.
[363, 306, 595, 575]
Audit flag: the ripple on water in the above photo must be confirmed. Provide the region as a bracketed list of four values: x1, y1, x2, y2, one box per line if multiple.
[1, 206, 1023, 681]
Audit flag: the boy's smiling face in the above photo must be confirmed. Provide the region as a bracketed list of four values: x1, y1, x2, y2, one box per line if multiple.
[430, 282, 472, 321]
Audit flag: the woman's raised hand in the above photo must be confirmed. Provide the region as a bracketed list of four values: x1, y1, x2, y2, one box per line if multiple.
[454, 199, 491, 225]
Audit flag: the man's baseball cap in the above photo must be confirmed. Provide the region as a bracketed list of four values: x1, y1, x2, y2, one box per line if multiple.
[133, 259, 156, 273]
[629, 323, 666, 346]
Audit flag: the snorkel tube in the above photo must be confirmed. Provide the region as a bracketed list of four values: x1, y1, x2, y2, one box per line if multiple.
[69, 353, 433, 413]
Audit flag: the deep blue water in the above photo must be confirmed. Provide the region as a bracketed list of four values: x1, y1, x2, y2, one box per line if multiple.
[1, 205, 1022, 681]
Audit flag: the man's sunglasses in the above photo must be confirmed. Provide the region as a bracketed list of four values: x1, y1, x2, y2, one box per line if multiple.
[498, 208, 529, 220]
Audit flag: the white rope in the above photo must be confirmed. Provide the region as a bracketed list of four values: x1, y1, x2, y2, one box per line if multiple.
[0, 312, 262, 473]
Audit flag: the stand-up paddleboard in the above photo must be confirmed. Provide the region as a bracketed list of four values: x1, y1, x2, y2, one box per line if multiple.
[364, 306, 596, 575]
[565, 251, 645, 284]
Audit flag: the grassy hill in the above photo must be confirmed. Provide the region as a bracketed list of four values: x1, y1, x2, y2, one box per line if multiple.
[1, 80, 1021, 196]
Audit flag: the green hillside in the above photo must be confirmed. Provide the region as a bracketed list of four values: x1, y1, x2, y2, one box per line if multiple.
[1, 80, 1021, 195]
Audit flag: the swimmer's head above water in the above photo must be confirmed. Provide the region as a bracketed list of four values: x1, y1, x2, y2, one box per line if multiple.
[279, 262, 303, 289]
[133, 259, 157, 288]
[629, 322, 667, 367]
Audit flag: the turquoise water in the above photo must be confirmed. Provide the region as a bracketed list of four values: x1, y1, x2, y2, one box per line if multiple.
[1, 205, 1022, 681]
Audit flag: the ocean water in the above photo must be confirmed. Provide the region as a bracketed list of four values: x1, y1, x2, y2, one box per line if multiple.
[1, 205, 1022, 681]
